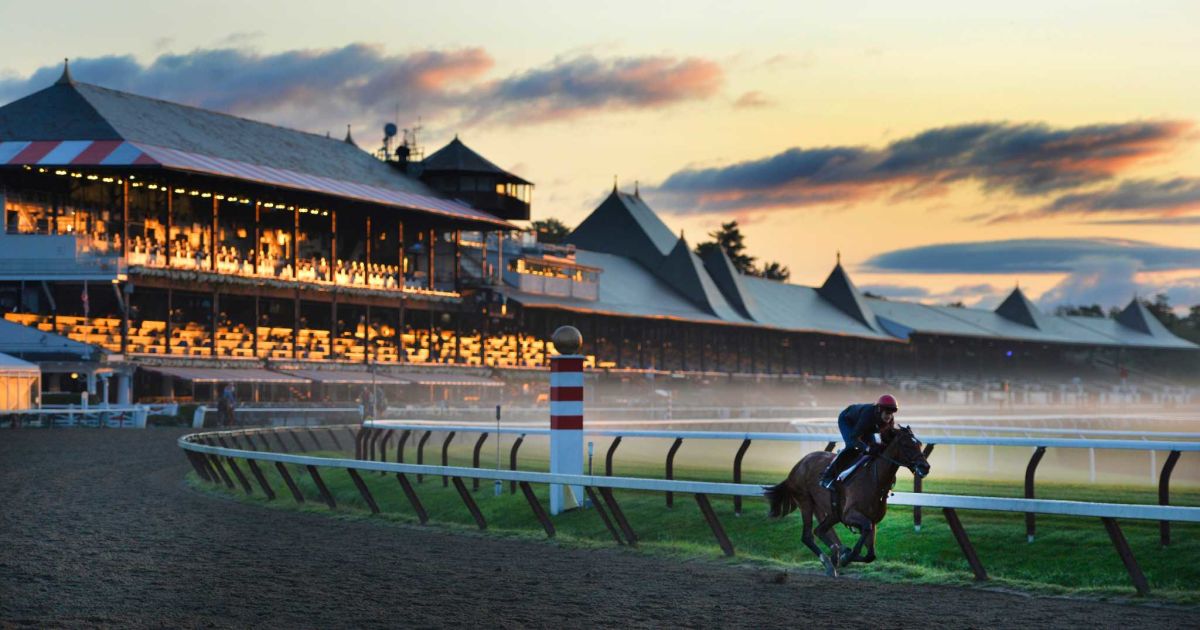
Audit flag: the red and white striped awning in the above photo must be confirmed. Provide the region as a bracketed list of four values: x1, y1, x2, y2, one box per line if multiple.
[0, 140, 509, 227]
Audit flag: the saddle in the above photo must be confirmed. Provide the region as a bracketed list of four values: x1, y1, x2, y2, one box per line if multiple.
[835, 453, 872, 485]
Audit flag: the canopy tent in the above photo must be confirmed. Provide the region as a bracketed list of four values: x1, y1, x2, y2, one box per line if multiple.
[0, 352, 40, 410]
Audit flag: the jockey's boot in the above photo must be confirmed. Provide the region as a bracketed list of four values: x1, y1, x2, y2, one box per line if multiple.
[820, 447, 859, 489]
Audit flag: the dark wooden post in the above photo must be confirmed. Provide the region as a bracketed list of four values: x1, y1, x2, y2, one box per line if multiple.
[211, 195, 218, 271]
[330, 209, 338, 284]
[427, 229, 436, 290]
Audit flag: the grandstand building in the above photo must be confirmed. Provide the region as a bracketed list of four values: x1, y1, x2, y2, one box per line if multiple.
[0, 64, 1195, 405]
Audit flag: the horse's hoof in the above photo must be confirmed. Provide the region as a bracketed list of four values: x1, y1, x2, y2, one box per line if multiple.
[819, 553, 837, 577]
[830, 545, 843, 568]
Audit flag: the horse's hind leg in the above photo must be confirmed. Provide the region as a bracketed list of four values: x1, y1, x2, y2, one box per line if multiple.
[799, 500, 836, 576]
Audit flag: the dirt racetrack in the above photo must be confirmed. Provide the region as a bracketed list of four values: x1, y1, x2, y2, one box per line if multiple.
[1, 428, 1194, 629]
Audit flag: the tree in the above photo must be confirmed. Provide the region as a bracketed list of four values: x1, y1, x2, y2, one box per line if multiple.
[757, 261, 791, 281]
[530, 218, 571, 244]
[694, 221, 756, 274]
[1054, 304, 1105, 317]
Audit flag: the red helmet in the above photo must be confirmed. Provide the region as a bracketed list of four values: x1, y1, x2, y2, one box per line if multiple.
[876, 394, 899, 412]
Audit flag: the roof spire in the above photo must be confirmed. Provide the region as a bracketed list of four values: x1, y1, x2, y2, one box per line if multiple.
[635, 180, 640, 198]
[836, 250, 841, 266]
[56, 58, 74, 85]
[344, 124, 356, 146]
[613, 175, 618, 192]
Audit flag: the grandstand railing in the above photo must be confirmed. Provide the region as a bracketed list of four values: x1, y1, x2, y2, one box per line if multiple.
[179, 425, 1200, 595]
[4, 405, 148, 428]
[364, 421, 1198, 546]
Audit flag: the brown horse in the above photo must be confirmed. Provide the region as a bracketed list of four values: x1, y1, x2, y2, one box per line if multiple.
[764, 425, 930, 576]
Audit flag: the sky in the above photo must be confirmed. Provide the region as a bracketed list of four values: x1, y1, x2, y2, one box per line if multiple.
[2, 0, 1198, 312]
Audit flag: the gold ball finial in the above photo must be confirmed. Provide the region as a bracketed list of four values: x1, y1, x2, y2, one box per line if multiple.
[551, 325, 583, 355]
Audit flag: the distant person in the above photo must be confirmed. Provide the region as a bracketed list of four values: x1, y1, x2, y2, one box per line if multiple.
[819, 394, 898, 489]
[218, 383, 237, 427]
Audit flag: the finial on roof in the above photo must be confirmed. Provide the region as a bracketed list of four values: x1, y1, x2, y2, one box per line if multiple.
[613, 175, 618, 192]
[56, 58, 74, 85]
[680, 229, 685, 240]
[344, 125, 356, 146]
[836, 250, 841, 266]
[635, 180, 640, 198]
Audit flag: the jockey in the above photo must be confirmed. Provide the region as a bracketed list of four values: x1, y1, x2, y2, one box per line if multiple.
[819, 394, 899, 489]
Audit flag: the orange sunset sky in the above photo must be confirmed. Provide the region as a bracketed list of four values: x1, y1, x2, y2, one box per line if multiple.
[2, 0, 1197, 310]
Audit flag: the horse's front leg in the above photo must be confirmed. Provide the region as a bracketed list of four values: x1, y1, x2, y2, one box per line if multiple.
[839, 512, 873, 566]
[860, 526, 877, 563]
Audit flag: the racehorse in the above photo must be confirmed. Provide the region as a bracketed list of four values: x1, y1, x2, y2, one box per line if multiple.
[764, 425, 930, 576]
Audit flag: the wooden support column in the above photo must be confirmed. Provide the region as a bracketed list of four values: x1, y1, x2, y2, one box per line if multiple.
[292, 290, 300, 360]
[252, 202, 260, 273]
[211, 290, 219, 354]
[426, 229, 436, 290]
[165, 288, 173, 355]
[211, 196, 218, 271]
[292, 206, 299, 279]
[453, 230, 461, 290]
[396, 220, 405, 287]
[330, 209, 338, 284]
[166, 190, 174, 266]
[122, 179, 130, 259]
[252, 292, 260, 357]
[365, 214, 372, 267]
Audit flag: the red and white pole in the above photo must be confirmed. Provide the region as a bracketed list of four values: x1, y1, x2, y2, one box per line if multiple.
[549, 325, 584, 515]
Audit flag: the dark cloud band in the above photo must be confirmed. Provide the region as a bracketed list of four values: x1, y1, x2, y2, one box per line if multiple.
[865, 238, 1200, 274]
[651, 121, 1189, 214]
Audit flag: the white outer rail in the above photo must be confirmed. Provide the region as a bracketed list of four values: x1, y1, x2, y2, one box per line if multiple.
[365, 421, 1200, 452]
[179, 433, 1200, 523]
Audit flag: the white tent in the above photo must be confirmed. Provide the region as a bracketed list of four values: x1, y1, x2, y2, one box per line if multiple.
[0, 352, 40, 411]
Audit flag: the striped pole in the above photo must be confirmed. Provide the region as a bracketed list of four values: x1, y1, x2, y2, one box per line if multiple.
[549, 326, 585, 515]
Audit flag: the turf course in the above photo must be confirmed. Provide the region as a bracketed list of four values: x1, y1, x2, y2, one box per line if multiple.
[189, 448, 1200, 604]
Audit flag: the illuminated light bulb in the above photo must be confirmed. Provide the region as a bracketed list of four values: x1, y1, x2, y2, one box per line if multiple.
[147, 184, 157, 189]
[215, 195, 225, 200]
[55, 170, 67, 175]
[174, 188, 185, 194]
[201, 193, 211, 198]
[86, 175, 98, 180]
[189, 190, 199, 196]
[105, 178, 116, 183]
[264, 203, 275, 208]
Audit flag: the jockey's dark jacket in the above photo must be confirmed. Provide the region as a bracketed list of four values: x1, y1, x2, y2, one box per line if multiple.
[837, 403, 885, 450]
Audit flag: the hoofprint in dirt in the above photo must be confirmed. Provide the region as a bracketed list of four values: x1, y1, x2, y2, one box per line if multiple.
[1, 429, 1194, 629]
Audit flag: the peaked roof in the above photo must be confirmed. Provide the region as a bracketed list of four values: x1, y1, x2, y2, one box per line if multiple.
[699, 246, 762, 321]
[567, 189, 679, 267]
[994, 287, 1051, 329]
[423, 136, 531, 184]
[0, 76, 510, 228]
[657, 238, 747, 321]
[817, 264, 881, 333]
[1115, 298, 1175, 337]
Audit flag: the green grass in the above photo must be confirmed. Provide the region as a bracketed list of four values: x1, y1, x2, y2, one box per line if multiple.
[192, 449, 1200, 605]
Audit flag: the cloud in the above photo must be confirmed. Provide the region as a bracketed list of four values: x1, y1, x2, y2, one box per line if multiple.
[733, 90, 771, 109]
[0, 46, 722, 133]
[1036, 256, 1142, 310]
[1088, 216, 1200, 226]
[0, 45, 493, 133]
[649, 120, 1190, 214]
[860, 282, 1004, 307]
[985, 177, 1200, 223]
[865, 238, 1200, 274]
[468, 55, 722, 124]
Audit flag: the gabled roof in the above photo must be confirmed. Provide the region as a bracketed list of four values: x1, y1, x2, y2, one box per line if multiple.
[658, 238, 748, 321]
[699, 246, 762, 321]
[0, 74, 510, 228]
[1115, 298, 1175, 338]
[567, 189, 679, 267]
[423, 136, 531, 184]
[994, 287, 1052, 329]
[817, 263, 881, 333]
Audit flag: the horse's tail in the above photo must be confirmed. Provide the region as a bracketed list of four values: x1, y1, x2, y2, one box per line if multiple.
[763, 479, 800, 518]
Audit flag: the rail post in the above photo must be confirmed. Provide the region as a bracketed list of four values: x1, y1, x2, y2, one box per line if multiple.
[549, 325, 585, 515]
[1159, 450, 1181, 546]
[509, 434, 525, 494]
[1102, 517, 1150, 596]
[416, 430, 431, 482]
[472, 433, 489, 490]
[605, 436, 622, 476]
[665, 437, 684, 507]
[913, 444, 935, 531]
[1025, 446, 1047, 542]
[733, 438, 751, 515]
[441, 431, 456, 487]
